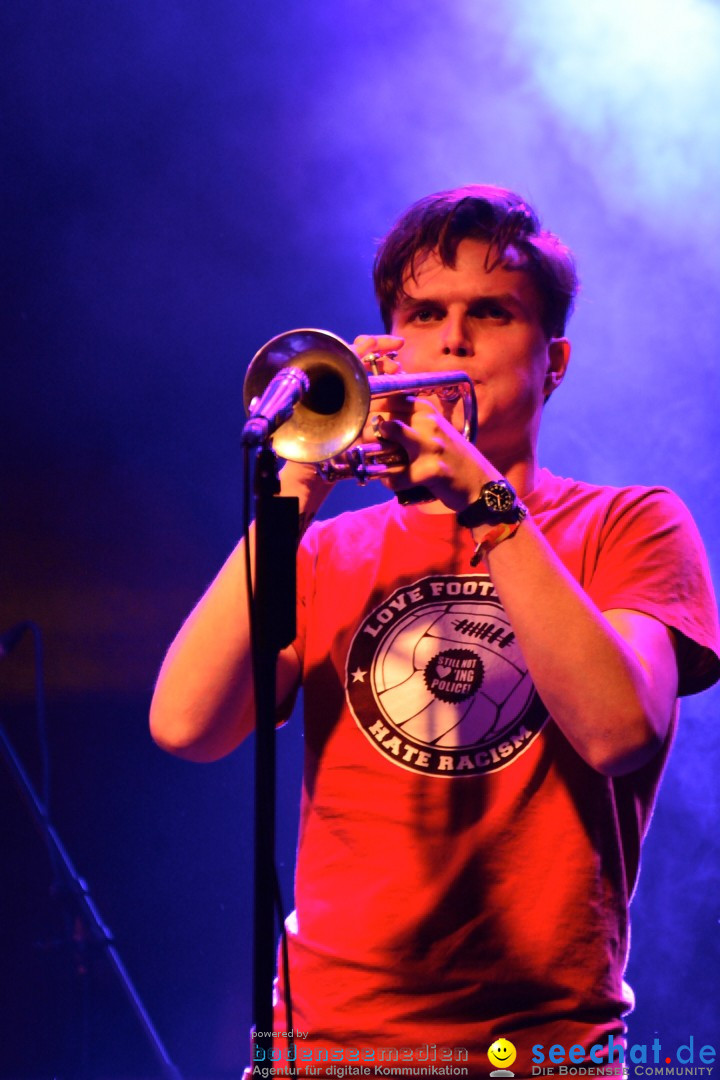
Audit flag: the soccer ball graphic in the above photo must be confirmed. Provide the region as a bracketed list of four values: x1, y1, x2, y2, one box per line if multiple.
[372, 600, 534, 749]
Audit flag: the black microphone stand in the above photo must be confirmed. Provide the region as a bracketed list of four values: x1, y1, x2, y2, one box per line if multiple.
[0, 721, 182, 1079]
[250, 444, 299, 1064]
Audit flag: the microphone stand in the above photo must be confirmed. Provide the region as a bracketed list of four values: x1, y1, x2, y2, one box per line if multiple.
[250, 444, 299, 1064]
[0, 721, 182, 1079]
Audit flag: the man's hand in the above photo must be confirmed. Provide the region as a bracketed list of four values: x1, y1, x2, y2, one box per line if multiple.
[351, 334, 497, 510]
[352, 334, 405, 370]
[352, 332, 408, 430]
[374, 403, 499, 511]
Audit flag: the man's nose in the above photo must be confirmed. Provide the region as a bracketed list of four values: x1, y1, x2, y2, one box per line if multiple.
[441, 314, 473, 358]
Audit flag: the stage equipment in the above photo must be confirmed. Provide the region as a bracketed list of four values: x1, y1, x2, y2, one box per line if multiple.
[0, 622, 182, 1078]
[241, 330, 479, 1061]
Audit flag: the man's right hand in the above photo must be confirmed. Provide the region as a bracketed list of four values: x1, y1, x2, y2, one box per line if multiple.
[278, 334, 406, 513]
[352, 334, 414, 443]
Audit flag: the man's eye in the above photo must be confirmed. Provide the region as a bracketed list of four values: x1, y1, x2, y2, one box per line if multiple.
[410, 308, 438, 323]
[477, 303, 510, 322]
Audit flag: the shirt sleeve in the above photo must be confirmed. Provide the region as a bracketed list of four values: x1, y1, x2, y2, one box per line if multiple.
[586, 487, 720, 696]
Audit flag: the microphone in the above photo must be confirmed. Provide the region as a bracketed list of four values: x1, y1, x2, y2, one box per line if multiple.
[241, 367, 310, 447]
[0, 622, 32, 660]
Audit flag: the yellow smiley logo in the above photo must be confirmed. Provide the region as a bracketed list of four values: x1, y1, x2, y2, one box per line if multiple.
[488, 1038, 517, 1070]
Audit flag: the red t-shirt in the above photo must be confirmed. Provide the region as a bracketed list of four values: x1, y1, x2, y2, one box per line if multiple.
[270, 469, 719, 1078]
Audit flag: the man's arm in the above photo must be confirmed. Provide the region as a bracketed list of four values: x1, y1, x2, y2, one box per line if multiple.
[378, 406, 679, 777]
[150, 335, 403, 762]
[149, 464, 328, 762]
[484, 524, 679, 776]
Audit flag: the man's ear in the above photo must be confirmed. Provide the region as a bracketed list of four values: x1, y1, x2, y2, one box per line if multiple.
[544, 338, 571, 401]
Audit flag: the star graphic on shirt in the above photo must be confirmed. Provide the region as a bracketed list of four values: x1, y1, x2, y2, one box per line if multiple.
[350, 667, 367, 683]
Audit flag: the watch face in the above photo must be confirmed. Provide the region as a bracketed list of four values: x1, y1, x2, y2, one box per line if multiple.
[483, 481, 515, 514]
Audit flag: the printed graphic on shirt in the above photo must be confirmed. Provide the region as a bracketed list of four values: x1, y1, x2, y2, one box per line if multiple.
[346, 574, 548, 776]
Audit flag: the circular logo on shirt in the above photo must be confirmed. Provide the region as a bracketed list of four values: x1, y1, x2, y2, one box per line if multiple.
[345, 574, 548, 777]
[423, 647, 485, 703]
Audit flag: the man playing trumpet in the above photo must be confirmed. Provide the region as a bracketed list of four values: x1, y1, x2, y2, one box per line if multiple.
[150, 185, 719, 1077]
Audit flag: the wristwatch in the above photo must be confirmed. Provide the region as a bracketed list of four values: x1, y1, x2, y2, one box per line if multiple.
[457, 479, 527, 528]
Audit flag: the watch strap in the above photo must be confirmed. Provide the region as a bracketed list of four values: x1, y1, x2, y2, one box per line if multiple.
[469, 519, 524, 566]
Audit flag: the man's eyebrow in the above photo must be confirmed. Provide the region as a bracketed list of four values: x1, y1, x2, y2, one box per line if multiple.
[397, 291, 531, 314]
[395, 294, 441, 310]
[470, 292, 533, 315]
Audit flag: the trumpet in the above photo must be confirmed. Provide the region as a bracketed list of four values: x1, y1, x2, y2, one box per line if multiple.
[243, 329, 478, 484]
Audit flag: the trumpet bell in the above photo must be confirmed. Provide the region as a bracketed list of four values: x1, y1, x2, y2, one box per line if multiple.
[243, 329, 371, 463]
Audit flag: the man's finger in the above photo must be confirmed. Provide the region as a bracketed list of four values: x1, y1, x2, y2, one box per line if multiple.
[353, 333, 404, 357]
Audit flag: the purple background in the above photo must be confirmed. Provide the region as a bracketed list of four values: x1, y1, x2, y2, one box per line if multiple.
[2, 2, 718, 1076]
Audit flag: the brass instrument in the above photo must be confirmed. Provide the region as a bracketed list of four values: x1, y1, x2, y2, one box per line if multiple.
[243, 329, 478, 484]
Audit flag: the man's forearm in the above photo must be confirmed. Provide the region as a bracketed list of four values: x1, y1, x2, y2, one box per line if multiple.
[150, 463, 326, 762]
[482, 516, 679, 776]
[149, 531, 262, 762]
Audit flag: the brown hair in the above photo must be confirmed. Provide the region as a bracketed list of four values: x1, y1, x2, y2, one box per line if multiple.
[373, 184, 578, 339]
